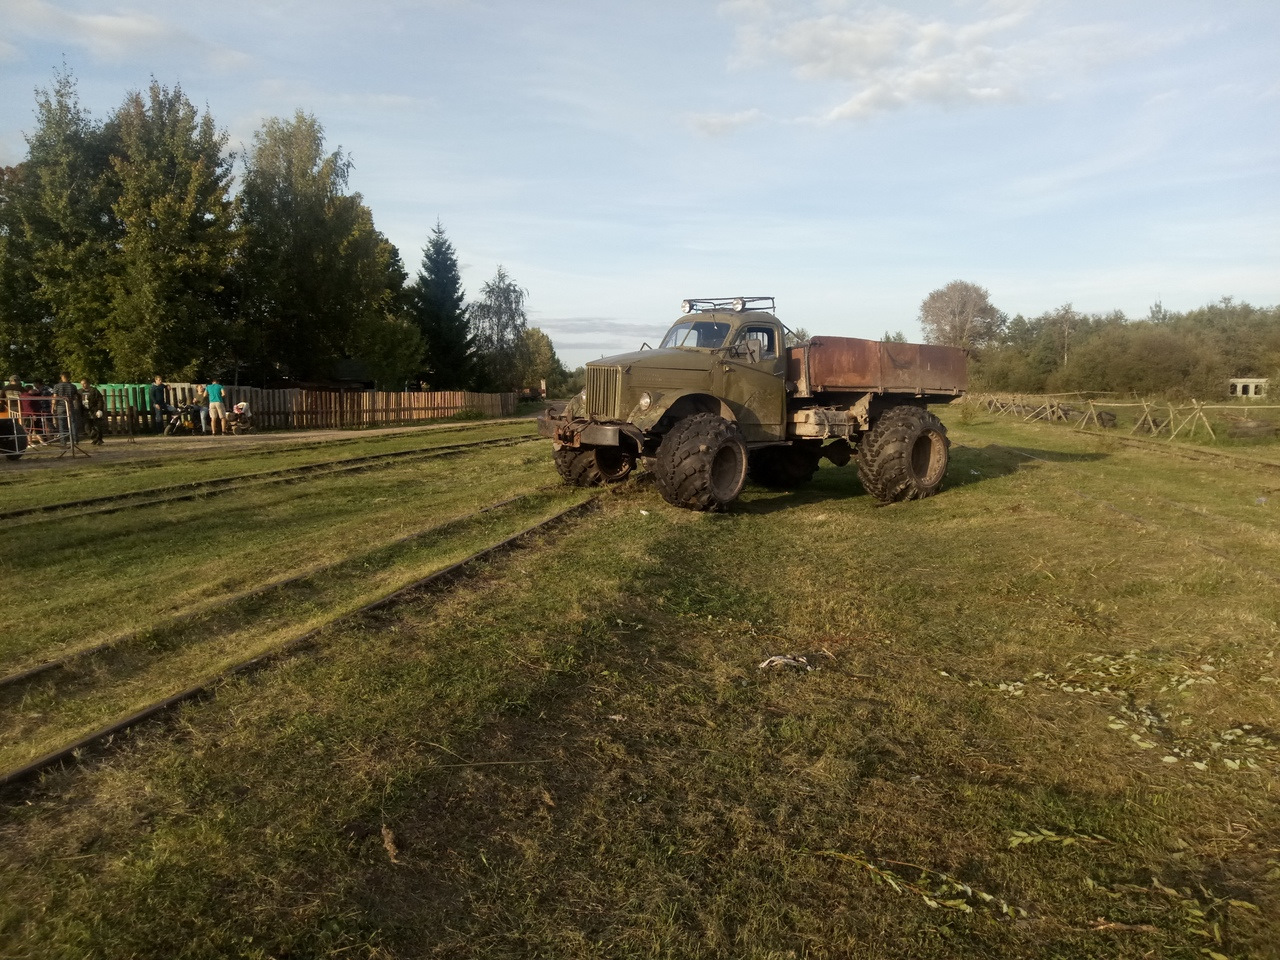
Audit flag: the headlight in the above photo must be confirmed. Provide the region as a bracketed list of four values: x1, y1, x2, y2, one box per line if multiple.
[638, 392, 652, 412]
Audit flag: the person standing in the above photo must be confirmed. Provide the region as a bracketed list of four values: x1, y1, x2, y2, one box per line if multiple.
[1, 375, 21, 419]
[194, 384, 210, 434]
[149, 375, 168, 432]
[31, 379, 52, 439]
[207, 378, 227, 435]
[80, 379, 106, 445]
[50, 373, 81, 445]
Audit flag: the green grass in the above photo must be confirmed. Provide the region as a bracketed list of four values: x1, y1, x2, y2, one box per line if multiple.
[0, 420, 537, 511]
[1, 436, 549, 665]
[1, 413, 1277, 959]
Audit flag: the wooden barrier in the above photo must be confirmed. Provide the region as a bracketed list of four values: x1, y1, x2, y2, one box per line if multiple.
[970, 393, 1280, 443]
[97, 385, 519, 434]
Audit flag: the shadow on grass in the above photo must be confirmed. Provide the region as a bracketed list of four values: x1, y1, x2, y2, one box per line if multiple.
[729, 442, 1111, 513]
[945, 443, 1109, 492]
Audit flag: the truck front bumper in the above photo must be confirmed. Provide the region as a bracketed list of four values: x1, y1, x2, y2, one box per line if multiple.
[538, 410, 640, 450]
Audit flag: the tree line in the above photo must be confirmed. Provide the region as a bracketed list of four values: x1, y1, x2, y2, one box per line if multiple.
[917, 280, 1280, 400]
[0, 72, 575, 394]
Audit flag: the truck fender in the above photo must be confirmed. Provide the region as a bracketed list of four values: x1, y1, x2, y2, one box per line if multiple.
[632, 391, 734, 432]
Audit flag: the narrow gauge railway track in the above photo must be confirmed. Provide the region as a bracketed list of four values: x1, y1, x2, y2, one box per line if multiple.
[0, 418, 537, 486]
[0, 489, 556, 691]
[996, 425, 1280, 474]
[1102, 431, 1280, 472]
[0, 494, 598, 796]
[0, 434, 539, 523]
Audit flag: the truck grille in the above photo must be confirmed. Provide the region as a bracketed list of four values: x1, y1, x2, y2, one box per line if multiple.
[586, 365, 623, 420]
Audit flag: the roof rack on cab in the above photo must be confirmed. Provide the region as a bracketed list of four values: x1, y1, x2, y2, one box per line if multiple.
[681, 297, 775, 314]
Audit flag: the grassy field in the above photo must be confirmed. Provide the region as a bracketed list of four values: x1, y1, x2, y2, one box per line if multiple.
[1, 411, 1277, 959]
[0, 419, 537, 511]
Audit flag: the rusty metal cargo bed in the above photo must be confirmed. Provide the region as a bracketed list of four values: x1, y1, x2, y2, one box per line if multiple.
[787, 337, 967, 399]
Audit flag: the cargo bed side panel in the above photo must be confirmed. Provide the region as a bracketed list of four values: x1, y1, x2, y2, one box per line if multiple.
[787, 337, 967, 395]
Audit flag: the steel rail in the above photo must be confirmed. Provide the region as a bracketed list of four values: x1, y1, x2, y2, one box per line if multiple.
[0, 434, 538, 522]
[1099, 432, 1280, 473]
[0, 417, 537, 481]
[0, 496, 597, 795]
[0, 490, 553, 692]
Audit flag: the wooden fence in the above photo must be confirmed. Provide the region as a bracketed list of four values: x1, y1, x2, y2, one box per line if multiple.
[970, 393, 1280, 442]
[97, 385, 520, 434]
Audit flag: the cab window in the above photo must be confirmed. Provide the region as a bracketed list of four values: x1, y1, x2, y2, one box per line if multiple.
[732, 325, 777, 362]
[661, 320, 731, 349]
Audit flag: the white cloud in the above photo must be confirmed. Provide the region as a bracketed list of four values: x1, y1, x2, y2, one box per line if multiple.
[717, 0, 1166, 123]
[3, 0, 242, 66]
[690, 107, 764, 136]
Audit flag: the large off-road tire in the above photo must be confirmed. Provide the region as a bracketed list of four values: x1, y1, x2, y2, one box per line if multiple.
[748, 445, 820, 490]
[857, 405, 950, 503]
[554, 446, 635, 486]
[652, 413, 748, 511]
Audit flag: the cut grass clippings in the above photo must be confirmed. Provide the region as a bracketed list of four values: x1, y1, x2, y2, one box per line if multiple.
[0, 411, 1277, 959]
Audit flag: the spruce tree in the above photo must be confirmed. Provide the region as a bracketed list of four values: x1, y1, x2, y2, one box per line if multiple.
[409, 221, 474, 389]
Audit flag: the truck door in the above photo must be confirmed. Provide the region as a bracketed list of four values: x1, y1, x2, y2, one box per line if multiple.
[720, 322, 786, 441]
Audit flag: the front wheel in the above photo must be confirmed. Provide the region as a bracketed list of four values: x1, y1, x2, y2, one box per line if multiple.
[652, 413, 748, 511]
[857, 406, 950, 502]
[554, 446, 634, 486]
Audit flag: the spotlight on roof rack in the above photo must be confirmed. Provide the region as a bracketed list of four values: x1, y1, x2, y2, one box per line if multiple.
[680, 297, 776, 314]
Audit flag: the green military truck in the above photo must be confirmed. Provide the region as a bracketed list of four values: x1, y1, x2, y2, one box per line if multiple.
[538, 297, 967, 511]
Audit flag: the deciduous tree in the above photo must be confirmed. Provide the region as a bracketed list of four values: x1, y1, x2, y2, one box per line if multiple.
[918, 280, 1003, 350]
[237, 111, 386, 382]
[515, 326, 571, 395]
[470, 265, 528, 391]
[18, 70, 118, 379]
[104, 81, 237, 380]
[0, 163, 54, 377]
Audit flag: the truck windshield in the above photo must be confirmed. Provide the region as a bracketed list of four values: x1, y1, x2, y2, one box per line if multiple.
[660, 320, 731, 349]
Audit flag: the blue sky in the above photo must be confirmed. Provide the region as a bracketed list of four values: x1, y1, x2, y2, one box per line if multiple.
[2, 0, 1277, 369]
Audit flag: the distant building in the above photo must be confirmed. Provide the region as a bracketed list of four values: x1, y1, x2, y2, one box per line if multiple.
[1228, 377, 1269, 399]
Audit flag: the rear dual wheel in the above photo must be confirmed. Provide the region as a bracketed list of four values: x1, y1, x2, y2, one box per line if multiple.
[857, 405, 950, 502]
